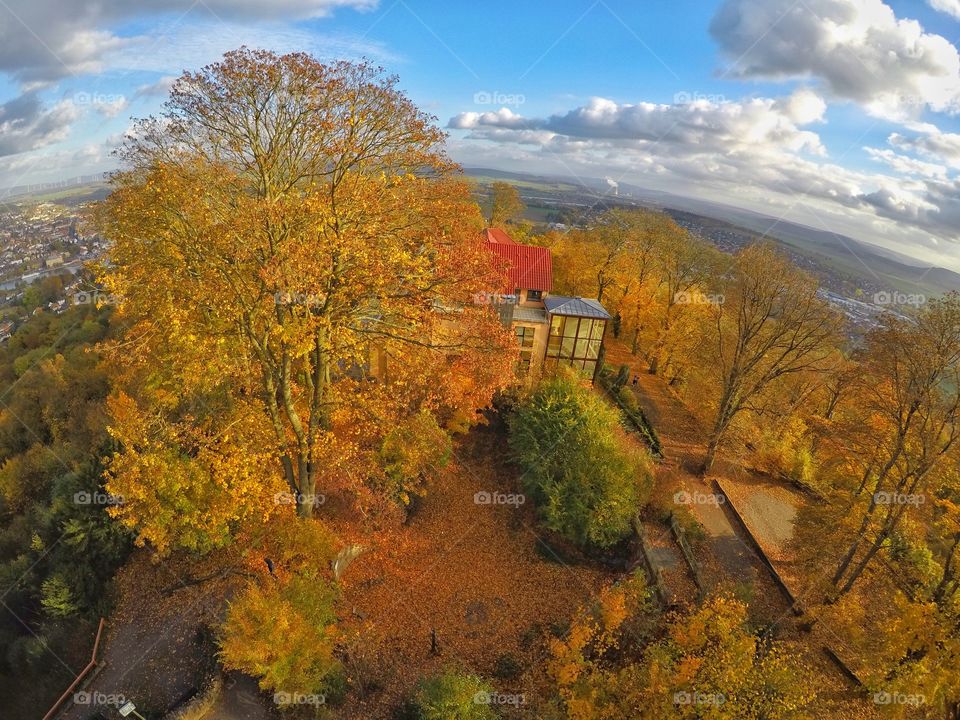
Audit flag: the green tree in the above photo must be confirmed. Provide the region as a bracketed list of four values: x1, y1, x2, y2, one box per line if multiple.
[413, 670, 498, 720]
[508, 372, 652, 549]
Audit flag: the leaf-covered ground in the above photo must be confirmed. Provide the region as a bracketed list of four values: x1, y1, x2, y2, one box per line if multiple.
[328, 425, 617, 718]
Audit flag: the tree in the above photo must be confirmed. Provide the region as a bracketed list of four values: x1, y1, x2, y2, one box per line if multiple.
[508, 372, 653, 549]
[219, 514, 343, 698]
[645, 230, 722, 378]
[550, 586, 813, 720]
[411, 670, 498, 720]
[96, 48, 515, 548]
[701, 244, 840, 472]
[488, 181, 525, 227]
[829, 293, 960, 596]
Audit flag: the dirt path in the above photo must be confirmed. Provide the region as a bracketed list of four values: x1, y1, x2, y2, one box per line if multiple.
[602, 339, 793, 621]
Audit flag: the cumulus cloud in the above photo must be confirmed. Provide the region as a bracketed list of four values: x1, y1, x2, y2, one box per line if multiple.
[0, 0, 377, 84]
[450, 90, 828, 157]
[447, 90, 960, 268]
[710, 0, 960, 119]
[890, 129, 960, 169]
[929, 0, 960, 19]
[0, 92, 78, 156]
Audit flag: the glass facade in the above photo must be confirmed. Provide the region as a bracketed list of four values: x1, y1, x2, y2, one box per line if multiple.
[545, 315, 605, 378]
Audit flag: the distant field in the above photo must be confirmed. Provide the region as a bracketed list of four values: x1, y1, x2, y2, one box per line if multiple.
[468, 174, 580, 194]
[4, 182, 110, 205]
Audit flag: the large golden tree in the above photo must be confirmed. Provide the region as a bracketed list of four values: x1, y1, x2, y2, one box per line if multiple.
[96, 49, 514, 552]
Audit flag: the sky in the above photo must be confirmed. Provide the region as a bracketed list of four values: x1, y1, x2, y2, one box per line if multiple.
[2, 0, 960, 271]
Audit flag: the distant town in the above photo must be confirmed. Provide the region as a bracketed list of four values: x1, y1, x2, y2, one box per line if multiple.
[0, 196, 106, 336]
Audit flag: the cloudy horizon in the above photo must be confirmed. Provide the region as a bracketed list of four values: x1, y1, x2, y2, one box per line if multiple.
[2, 0, 960, 270]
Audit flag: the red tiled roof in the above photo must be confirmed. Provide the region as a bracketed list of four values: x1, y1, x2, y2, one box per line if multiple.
[483, 228, 553, 292]
[481, 228, 518, 245]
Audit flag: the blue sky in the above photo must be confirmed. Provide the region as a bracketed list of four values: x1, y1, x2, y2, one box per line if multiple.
[2, 0, 960, 270]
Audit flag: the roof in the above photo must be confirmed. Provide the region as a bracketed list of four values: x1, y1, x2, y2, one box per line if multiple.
[483, 228, 553, 292]
[544, 295, 612, 320]
[512, 306, 549, 324]
[480, 228, 518, 245]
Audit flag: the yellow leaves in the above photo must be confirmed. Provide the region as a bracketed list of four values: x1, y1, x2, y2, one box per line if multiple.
[219, 572, 341, 696]
[104, 387, 285, 557]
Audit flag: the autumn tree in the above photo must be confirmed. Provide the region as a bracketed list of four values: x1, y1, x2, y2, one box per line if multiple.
[549, 583, 812, 719]
[828, 293, 960, 596]
[488, 181, 525, 227]
[701, 244, 841, 472]
[219, 515, 343, 698]
[645, 229, 723, 379]
[96, 48, 515, 550]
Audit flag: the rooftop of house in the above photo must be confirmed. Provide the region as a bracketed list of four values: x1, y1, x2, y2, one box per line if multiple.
[481, 228, 517, 245]
[544, 295, 612, 320]
[482, 228, 553, 293]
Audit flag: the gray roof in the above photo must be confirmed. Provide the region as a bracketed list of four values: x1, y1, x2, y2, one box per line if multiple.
[544, 295, 612, 319]
[512, 305, 549, 324]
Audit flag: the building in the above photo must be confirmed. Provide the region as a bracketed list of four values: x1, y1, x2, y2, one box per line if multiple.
[481, 228, 611, 382]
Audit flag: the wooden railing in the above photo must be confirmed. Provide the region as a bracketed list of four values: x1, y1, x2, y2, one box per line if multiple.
[42, 617, 106, 720]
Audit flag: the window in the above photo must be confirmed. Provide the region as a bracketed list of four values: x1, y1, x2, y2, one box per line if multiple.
[516, 325, 536, 375]
[526, 289, 543, 301]
[545, 314, 607, 379]
[515, 326, 535, 348]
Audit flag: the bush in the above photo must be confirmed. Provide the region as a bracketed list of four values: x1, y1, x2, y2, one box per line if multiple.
[617, 386, 639, 413]
[412, 670, 497, 720]
[613, 364, 630, 392]
[219, 574, 342, 699]
[508, 372, 653, 549]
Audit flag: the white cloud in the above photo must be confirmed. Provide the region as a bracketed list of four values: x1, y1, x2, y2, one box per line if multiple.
[135, 76, 178, 98]
[710, 0, 960, 120]
[929, 0, 960, 19]
[447, 90, 960, 270]
[864, 147, 948, 179]
[890, 128, 960, 169]
[0, 0, 378, 84]
[450, 90, 829, 157]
